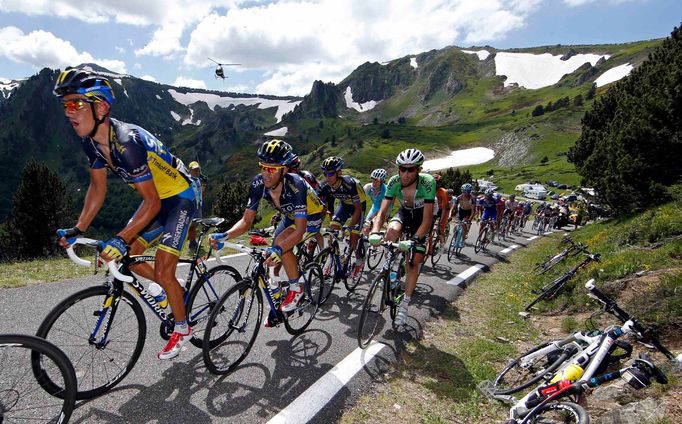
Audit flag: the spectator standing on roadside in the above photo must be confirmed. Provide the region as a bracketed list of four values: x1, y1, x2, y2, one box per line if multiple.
[187, 161, 207, 252]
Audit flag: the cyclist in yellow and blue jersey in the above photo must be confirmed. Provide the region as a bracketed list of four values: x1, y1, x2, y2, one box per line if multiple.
[53, 68, 195, 360]
[318, 156, 367, 271]
[210, 140, 324, 316]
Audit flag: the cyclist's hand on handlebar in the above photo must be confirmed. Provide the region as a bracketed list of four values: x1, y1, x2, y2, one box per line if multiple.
[368, 232, 382, 246]
[265, 245, 283, 265]
[56, 226, 83, 248]
[98, 236, 128, 261]
[209, 232, 229, 250]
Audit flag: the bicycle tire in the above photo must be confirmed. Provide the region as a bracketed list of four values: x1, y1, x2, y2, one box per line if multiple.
[315, 247, 336, 305]
[2, 334, 76, 424]
[525, 401, 589, 424]
[430, 231, 444, 266]
[187, 264, 242, 349]
[493, 341, 573, 395]
[525, 275, 571, 311]
[366, 245, 384, 270]
[284, 262, 322, 335]
[344, 245, 365, 292]
[475, 226, 488, 253]
[202, 279, 263, 375]
[357, 273, 388, 348]
[35, 285, 146, 400]
[389, 256, 406, 320]
[448, 225, 463, 261]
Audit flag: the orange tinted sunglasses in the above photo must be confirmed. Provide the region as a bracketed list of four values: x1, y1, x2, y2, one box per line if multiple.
[259, 162, 285, 174]
[62, 98, 95, 112]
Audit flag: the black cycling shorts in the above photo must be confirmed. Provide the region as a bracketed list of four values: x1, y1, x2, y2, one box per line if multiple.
[389, 207, 425, 238]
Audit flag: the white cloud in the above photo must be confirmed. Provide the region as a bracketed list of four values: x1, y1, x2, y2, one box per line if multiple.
[140, 74, 158, 82]
[0, 26, 126, 73]
[173, 76, 207, 89]
[184, 0, 545, 95]
[115, 46, 126, 54]
[563, 0, 638, 6]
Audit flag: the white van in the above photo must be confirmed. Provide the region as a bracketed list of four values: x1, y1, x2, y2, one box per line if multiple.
[524, 186, 548, 200]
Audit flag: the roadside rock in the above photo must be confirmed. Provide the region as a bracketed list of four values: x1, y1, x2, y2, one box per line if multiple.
[594, 397, 666, 424]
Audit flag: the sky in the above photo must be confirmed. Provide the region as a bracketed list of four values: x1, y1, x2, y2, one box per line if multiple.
[0, 0, 680, 97]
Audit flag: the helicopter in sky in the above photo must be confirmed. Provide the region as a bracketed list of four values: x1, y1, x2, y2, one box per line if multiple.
[208, 58, 241, 80]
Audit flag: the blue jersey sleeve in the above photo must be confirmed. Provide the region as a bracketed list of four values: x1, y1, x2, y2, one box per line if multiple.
[246, 175, 265, 212]
[119, 129, 153, 184]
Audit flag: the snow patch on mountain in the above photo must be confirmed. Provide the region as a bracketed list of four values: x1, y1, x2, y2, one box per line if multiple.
[167, 89, 299, 122]
[595, 63, 633, 87]
[344, 86, 380, 112]
[422, 147, 495, 172]
[264, 127, 288, 137]
[0, 77, 21, 100]
[170, 111, 181, 122]
[495, 52, 609, 89]
[410, 57, 418, 69]
[462, 49, 490, 60]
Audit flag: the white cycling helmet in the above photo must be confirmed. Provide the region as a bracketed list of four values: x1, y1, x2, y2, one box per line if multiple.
[395, 148, 425, 167]
[370, 168, 387, 181]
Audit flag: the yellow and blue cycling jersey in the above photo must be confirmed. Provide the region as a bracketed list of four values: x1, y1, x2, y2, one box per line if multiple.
[318, 175, 367, 206]
[247, 173, 324, 221]
[81, 118, 194, 200]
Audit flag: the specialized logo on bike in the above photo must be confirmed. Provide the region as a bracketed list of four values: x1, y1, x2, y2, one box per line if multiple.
[132, 280, 170, 320]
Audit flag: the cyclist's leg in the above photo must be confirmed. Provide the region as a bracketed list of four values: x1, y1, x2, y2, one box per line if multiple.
[128, 209, 165, 281]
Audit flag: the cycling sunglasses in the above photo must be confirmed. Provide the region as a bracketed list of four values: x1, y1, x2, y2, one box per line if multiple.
[61, 98, 95, 112]
[259, 162, 285, 174]
[398, 166, 418, 173]
[324, 171, 337, 177]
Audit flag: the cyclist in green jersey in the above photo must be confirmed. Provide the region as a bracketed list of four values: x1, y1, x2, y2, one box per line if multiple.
[368, 148, 435, 327]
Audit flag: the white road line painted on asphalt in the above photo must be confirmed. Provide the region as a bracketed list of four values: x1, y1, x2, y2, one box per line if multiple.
[526, 235, 539, 241]
[267, 341, 387, 424]
[543, 231, 554, 235]
[446, 264, 487, 288]
[500, 245, 520, 254]
[176, 252, 248, 268]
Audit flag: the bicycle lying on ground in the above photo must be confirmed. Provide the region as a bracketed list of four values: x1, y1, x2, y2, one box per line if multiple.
[1, 333, 77, 424]
[524, 252, 600, 312]
[534, 235, 589, 275]
[357, 234, 412, 348]
[202, 240, 323, 374]
[481, 279, 682, 423]
[33, 219, 241, 399]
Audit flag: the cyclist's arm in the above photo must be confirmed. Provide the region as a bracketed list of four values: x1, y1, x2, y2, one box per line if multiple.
[75, 167, 108, 232]
[371, 197, 393, 234]
[350, 202, 363, 228]
[225, 209, 257, 239]
[117, 179, 162, 244]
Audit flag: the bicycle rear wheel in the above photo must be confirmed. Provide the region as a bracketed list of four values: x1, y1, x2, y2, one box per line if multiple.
[2, 334, 76, 424]
[493, 341, 572, 395]
[527, 401, 589, 424]
[315, 247, 336, 305]
[448, 225, 462, 261]
[475, 227, 488, 253]
[34, 285, 146, 400]
[284, 262, 322, 335]
[357, 274, 388, 348]
[344, 245, 365, 292]
[202, 279, 263, 375]
[430, 231, 444, 266]
[187, 264, 242, 349]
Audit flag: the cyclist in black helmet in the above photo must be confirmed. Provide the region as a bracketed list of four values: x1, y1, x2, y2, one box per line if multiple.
[53, 68, 196, 360]
[210, 140, 325, 316]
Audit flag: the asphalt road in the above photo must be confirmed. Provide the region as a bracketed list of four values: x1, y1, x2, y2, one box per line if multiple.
[0, 221, 559, 423]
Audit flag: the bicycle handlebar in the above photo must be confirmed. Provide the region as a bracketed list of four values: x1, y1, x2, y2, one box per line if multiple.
[213, 240, 265, 264]
[65, 238, 133, 283]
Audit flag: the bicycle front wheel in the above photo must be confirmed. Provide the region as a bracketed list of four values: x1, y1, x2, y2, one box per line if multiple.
[493, 341, 571, 395]
[430, 232, 444, 266]
[344, 247, 365, 292]
[35, 285, 146, 400]
[474, 227, 487, 253]
[357, 274, 388, 348]
[2, 334, 76, 424]
[284, 262, 322, 335]
[315, 247, 336, 305]
[448, 225, 462, 261]
[187, 264, 242, 349]
[526, 401, 589, 424]
[202, 279, 263, 375]
[366, 245, 384, 270]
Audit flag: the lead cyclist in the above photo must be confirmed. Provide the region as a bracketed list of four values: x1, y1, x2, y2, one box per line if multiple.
[368, 148, 435, 327]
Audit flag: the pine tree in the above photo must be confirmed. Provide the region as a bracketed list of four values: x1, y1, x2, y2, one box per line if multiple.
[2, 160, 74, 260]
[212, 180, 249, 229]
[531, 105, 545, 117]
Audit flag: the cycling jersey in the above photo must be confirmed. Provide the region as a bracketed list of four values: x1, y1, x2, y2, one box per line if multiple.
[478, 196, 498, 221]
[247, 173, 324, 221]
[82, 118, 193, 200]
[434, 187, 449, 217]
[384, 173, 436, 210]
[456, 193, 475, 210]
[363, 182, 386, 221]
[318, 175, 367, 206]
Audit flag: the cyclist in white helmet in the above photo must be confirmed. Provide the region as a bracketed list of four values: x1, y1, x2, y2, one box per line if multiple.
[368, 148, 435, 327]
[362, 168, 388, 236]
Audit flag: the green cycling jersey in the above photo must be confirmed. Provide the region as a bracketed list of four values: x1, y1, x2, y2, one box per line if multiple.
[384, 173, 436, 210]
